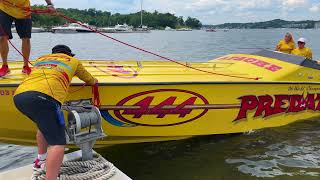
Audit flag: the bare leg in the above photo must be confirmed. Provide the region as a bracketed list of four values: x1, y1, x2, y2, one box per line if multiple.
[0, 36, 9, 65]
[21, 38, 30, 66]
[37, 130, 48, 155]
[45, 145, 64, 180]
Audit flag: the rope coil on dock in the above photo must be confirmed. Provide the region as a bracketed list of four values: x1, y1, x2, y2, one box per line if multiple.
[31, 155, 117, 180]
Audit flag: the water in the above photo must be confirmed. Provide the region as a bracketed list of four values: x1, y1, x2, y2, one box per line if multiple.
[7, 29, 320, 61]
[1, 29, 320, 179]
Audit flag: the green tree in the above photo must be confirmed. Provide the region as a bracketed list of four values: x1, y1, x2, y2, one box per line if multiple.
[30, 5, 202, 29]
[185, 17, 202, 29]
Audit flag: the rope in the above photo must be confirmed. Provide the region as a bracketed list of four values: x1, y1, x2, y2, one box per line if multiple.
[31, 155, 117, 180]
[28, 8, 260, 81]
[92, 83, 101, 107]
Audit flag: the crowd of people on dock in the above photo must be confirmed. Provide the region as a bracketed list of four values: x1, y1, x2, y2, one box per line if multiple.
[275, 32, 313, 60]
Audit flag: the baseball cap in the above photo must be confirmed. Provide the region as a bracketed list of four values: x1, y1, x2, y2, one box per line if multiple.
[297, 38, 306, 43]
[52, 45, 75, 57]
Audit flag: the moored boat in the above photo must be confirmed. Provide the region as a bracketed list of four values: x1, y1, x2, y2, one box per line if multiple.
[176, 28, 193, 31]
[11, 27, 46, 33]
[164, 26, 175, 31]
[1, 50, 320, 146]
[99, 24, 134, 33]
[52, 23, 95, 33]
[206, 29, 216, 32]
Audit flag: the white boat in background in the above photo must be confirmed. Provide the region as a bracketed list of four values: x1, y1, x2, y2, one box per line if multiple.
[115, 24, 133, 32]
[99, 24, 134, 33]
[11, 27, 46, 33]
[165, 26, 175, 31]
[99, 27, 117, 33]
[134, 25, 151, 33]
[52, 23, 95, 33]
[99, 0, 150, 34]
[133, 0, 151, 33]
[176, 28, 193, 31]
[31, 27, 46, 33]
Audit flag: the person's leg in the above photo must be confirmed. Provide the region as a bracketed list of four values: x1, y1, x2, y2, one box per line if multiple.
[0, 37, 8, 65]
[45, 145, 65, 180]
[37, 130, 48, 154]
[15, 17, 31, 73]
[0, 10, 13, 76]
[32, 94, 66, 179]
[21, 38, 30, 66]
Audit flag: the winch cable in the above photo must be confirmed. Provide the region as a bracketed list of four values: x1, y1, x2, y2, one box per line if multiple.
[29, 8, 260, 81]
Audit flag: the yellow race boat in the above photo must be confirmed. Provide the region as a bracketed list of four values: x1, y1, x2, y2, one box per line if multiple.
[1, 49, 320, 146]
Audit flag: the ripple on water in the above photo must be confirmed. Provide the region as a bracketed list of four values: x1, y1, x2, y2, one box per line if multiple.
[226, 128, 320, 178]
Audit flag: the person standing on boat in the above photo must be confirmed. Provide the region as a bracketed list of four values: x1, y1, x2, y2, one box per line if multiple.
[0, 0, 55, 77]
[13, 45, 97, 180]
[291, 38, 313, 60]
[275, 32, 295, 54]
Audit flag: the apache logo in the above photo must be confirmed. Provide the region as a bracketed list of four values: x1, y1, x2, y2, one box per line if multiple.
[89, 62, 138, 79]
[234, 94, 320, 121]
[100, 89, 239, 127]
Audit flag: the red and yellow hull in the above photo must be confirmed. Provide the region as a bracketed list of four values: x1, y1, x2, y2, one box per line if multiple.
[1, 51, 320, 146]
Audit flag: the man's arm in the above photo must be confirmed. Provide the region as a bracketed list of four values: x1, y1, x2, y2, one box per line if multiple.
[45, 0, 53, 5]
[45, 0, 56, 11]
[75, 62, 97, 86]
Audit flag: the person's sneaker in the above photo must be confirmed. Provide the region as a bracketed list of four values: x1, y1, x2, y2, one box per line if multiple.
[22, 66, 32, 75]
[0, 65, 10, 77]
[33, 158, 45, 169]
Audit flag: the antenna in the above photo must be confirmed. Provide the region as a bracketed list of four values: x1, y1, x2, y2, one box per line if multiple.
[140, 0, 143, 27]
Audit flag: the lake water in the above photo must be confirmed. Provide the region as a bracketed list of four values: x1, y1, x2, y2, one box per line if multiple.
[1, 29, 320, 179]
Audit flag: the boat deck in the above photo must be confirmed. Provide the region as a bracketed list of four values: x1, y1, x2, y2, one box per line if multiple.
[0, 58, 262, 85]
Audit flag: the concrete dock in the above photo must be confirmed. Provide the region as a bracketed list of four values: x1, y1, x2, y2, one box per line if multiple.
[0, 150, 132, 180]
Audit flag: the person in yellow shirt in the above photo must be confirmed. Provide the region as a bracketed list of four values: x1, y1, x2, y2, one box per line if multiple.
[275, 32, 295, 54]
[13, 45, 97, 180]
[291, 38, 313, 59]
[0, 0, 55, 77]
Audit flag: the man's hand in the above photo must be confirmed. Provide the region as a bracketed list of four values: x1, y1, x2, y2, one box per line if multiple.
[47, 4, 56, 13]
[93, 78, 98, 84]
[46, 0, 56, 12]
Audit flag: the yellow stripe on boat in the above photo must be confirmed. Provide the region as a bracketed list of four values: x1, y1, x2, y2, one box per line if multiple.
[1, 50, 320, 146]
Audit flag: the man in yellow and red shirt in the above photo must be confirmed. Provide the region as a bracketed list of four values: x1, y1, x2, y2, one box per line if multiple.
[0, 0, 55, 77]
[14, 45, 97, 180]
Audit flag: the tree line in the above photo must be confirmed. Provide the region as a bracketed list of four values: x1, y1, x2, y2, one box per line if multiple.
[207, 19, 316, 29]
[31, 5, 202, 29]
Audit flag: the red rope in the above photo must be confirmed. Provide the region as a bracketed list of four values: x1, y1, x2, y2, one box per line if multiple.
[28, 8, 260, 81]
[2, 4, 261, 80]
[92, 83, 101, 107]
[4, 7, 262, 109]
[57, 13, 260, 81]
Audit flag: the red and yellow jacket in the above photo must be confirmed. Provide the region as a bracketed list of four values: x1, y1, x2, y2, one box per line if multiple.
[15, 53, 96, 104]
[0, 0, 31, 19]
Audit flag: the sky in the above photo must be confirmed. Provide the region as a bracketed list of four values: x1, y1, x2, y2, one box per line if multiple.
[31, 0, 320, 25]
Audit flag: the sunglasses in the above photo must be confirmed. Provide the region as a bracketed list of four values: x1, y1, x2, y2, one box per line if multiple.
[298, 42, 305, 44]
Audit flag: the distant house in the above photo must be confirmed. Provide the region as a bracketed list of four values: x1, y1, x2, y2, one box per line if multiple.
[315, 21, 320, 29]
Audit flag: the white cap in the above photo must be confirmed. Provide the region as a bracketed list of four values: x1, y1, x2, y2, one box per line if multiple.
[298, 38, 306, 43]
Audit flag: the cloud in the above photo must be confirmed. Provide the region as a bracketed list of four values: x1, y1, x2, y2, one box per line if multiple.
[309, 3, 320, 12]
[282, 0, 307, 7]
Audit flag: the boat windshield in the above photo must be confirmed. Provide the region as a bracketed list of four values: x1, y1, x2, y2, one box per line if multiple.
[239, 49, 320, 70]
